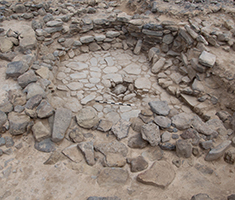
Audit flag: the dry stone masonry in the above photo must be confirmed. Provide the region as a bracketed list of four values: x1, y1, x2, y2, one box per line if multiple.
[0, 0, 235, 199]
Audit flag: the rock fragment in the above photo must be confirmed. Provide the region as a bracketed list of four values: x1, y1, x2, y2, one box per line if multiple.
[111, 119, 131, 140]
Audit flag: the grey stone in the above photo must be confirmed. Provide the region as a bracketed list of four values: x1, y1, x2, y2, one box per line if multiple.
[78, 141, 96, 166]
[6, 61, 29, 79]
[12, 4, 26, 13]
[172, 158, 181, 168]
[17, 70, 37, 88]
[148, 100, 170, 116]
[191, 193, 213, 200]
[32, 121, 50, 142]
[133, 39, 142, 55]
[80, 35, 94, 44]
[34, 138, 55, 153]
[43, 14, 53, 23]
[4, 136, 14, 148]
[103, 152, 126, 168]
[95, 141, 128, 157]
[163, 34, 174, 44]
[130, 117, 145, 133]
[128, 133, 148, 149]
[23, 83, 45, 100]
[25, 94, 42, 109]
[154, 116, 171, 129]
[141, 122, 160, 146]
[111, 119, 131, 140]
[19, 25, 37, 51]
[151, 57, 166, 74]
[137, 161, 175, 188]
[191, 117, 217, 136]
[0, 52, 16, 62]
[8, 112, 30, 135]
[62, 144, 83, 163]
[76, 107, 99, 129]
[180, 128, 199, 140]
[52, 108, 72, 143]
[176, 139, 192, 158]
[44, 27, 63, 34]
[46, 21, 63, 27]
[97, 168, 129, 187]
[36, 100, 54, 119]
[14, 105, 24, 113]
[161, 131, 171, 143]
[148, 47, 160, 63]
[179, 28, 193, 46]
[44, 151, 63, 165]
[205, 140, 231, 161]
[97, 119, 113, 132]
[106, 31, 120, 38]
[159, 142, 176, 151]
[0, 137, 5, 147]
[199, 51, 216, 68]
[127, 156, 148, 172]
[190, 58, 206, 73]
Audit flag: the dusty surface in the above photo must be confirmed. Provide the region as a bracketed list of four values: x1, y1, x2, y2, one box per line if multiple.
[0, 0, 235, 200]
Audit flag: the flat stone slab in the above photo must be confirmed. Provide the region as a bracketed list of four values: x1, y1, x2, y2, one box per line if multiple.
[97, 168, 129, 187]
[6, 61, 29, 79]
[137, 160, 175, 188]
[148, 100, 170, 116]
[62, 144, 83, 163]
[52, 108, 72, 143]
[32, 121, 50, 142]
[77, 141, 96, 166]
[34, 138, 55, 153]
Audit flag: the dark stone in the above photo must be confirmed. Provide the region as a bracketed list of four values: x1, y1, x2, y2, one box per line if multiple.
[130, 117, 145, 132]
[77, 141, 96, 166]
[200, 140, 213, 150]
[172, 134, 179, 139]
[69, 127, 84, 143]
[34, 138, 55, 153]
[6, 61, 29, 79]
[87, 197, 120, 200]
[180, 128, 199, 139]
[224, 149, 235, 164]
[0, 137, 5, 147]
[25, 94, 43, 109]
[36, 100, 54, 118]
[17, 69, 38, 88]
[0, 52, 16, 61]
[227, 194, 235, 200]
[148, 101, 170, 116]
[159, 142, 176, 151]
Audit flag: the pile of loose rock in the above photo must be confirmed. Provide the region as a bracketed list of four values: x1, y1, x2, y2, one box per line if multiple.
[0, 0, 235, 199]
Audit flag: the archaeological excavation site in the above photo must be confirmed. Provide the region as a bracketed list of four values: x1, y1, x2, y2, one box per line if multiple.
[1, 0, 235, 199]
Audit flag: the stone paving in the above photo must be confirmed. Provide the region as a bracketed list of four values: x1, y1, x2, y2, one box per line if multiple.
[51, 49, 189, 124]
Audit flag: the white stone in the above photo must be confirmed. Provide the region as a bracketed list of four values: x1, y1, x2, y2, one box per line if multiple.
[57, 72, 67, 80]
[66, 62, 88, 71]
[70, 73, 87, 80]
[102, 74, 123, 83]
[90, 72, 101, 77]
[66, 82, 83, 90]
[89, 78, 100, 84]
[135, 77, 152, 89]
[123, 63, 142, 75]
[120, 110, 140, 121]
[64, 98, 82, 113]
[105, 57, 114, 66]
[81, 93, 96, 105]
[199, 51, 216, 68]
[103, 66, 119, 74]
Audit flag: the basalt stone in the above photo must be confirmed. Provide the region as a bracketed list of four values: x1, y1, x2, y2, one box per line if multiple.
[4, 136, 14, 148]
[159, 142, 176, 151]
[25, 94, 43, 109]
[36, 100, 54, 119]
[87, 197, 120, 200]
[0, 110, 7, 128]
[6, 61, 29, 79]
[199, 51, 216, 68]
[97, 119, 113, 132]
[32, 121, 50, 142]
[176, 139, 192, 158]
[127, 156, 148, 172]
[8, 112, 30, 135]
[17, 70, 38, 88]
[23, 83, 45, 100]
[52, 108, 72, 143]
[227, 194, 235, 200]
[69, 127, 84, 143]
[154, 116, 171, 129]
[128, 133, 148, 149]
[224, 149, 235, 164]
[77, 141, 96, 166]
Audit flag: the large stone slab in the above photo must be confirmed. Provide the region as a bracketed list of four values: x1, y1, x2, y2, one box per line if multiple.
[76, 107, 99, 129]
[34, 138, 55, 153]
[62, 144, 84, 163]
[137, 161, 175, 188]
[17, 70, 38, 88]
[32, 121, 50, 142]
[199, 51, 216, 68]
[77, 141, 96, 166]
[52, 108, 72, 143]
[19, 25, 37, 51]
